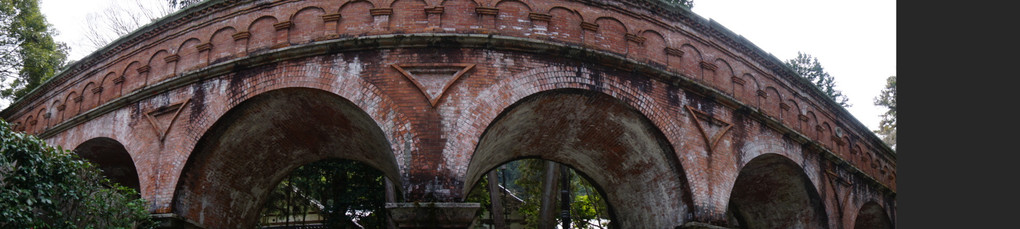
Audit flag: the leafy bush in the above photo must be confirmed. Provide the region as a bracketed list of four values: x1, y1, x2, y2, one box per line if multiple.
[0, 119, 154, 228]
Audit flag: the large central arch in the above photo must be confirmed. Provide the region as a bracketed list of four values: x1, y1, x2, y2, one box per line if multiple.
[171, 87, 402, 228]
[463, 89, 693, 228]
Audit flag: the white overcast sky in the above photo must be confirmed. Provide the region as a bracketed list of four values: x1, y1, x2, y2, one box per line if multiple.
[30, 0, 894, 131]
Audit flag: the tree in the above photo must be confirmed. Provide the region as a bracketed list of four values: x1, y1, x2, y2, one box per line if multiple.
[0, 119, 154, 228]
[81, 0, 175, 53]
[665, 0, 694, 9]
[0, 0, 68, 105]
[258, 159, 388, 228]
[466, 159, 611, 228]
[168, 0, 202, 9]
[785, 52, 850, 108]
[874, 75, 895, 150]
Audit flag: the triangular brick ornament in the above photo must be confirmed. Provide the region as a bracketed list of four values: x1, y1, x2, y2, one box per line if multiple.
[145, 98, 190, 142]
[685, 105, 733, 152]
[392, 63, 475, 106]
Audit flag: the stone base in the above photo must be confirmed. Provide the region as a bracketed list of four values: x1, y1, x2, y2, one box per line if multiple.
[678, 221, 734, 229]
[386, 202, 481, 228]
[151, 213, 203, 229]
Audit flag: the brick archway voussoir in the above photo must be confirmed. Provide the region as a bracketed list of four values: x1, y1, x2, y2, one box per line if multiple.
[150, 58, 417, 213]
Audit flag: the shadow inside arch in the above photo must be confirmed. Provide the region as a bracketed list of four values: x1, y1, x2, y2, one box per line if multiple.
[463, 88, 694, 228]
[171, 88, 402, 228]
[74, 137, 141, 193]
[726, 153, 829, 229]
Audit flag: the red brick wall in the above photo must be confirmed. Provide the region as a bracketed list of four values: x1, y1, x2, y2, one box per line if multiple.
[2, 0, 895, 227]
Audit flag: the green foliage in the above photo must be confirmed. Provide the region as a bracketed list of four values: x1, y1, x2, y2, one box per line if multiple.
[0, 0, 69, 104]
[873, 75, 896, 150]
[785, 52, 850, 108]
[513, 159, 546, 227]
[0, 119, 154, 228]
[259, 159, 388, 228]
[469, 159, 610, 228]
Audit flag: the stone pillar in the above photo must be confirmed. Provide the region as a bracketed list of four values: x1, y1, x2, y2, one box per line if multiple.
[385, 202, 481, 228]
[151, 213, 203, 229]
[580, 21, 599, 49]
[425, 7, 443, 32]
[322, 13, 342, 40]
[370, 8, 393, 34]
[486, 170, 505, 229]
[528, 13, 551, 38]
[538, 161, 560, 229]
[272, 21, 293, 49]
[476, 7, 498, 34]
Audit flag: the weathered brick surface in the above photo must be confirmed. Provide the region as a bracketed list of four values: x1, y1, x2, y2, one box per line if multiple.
[0, 0, 895, 228]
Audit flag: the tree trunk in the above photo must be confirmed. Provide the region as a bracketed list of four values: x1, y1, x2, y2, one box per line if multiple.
[487, 169, 506, 229]
[539, 161, 560, 229]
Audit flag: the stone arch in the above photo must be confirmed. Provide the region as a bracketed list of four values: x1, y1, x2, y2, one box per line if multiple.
[547, 6, 582, 44]
[209, 26, 238, 63]
[171, 88, 404, 228]
[676, 44, 703, 80]
[153, 57, 417, 214]
[73, 137, 141, 193]
[762, 86, 782, 118]
[390, 0, 428, 33]
[805, 110, 819, 139]
[122, 61, 146, 94]
[734, 73, 759, 106]
[726, 153, 829, 229]
[785, 99, 802, 130]
[35, 107, 47, 131]
[174, 38, 203, 74]
[440, 0, 479, 31]
[821, 121, 834, 150]
[23, 115, 34, 134]
[463, 88, 692, 228]
[99, 72, 120, 105]
[148, 49, 173, 83]
[851, 201, 894, 229]
[851, 145, 864, 165]
[64, 91, 80, 119]
[712, 58, 734, 95]
[337, 0, 375, 36]
[247, 16, 279, 52]
[289, 6, 326, 44]
[49, 99, 62, 126]
[641, 29, 667, 66]
[80, 82, 99, 112]
[594, 17, 626, 54]
[494, 0, 531, 37]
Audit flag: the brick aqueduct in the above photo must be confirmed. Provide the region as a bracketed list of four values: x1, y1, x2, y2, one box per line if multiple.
[1, 0, 895, 228]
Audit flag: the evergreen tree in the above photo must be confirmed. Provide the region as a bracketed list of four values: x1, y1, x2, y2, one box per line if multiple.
[874, 75, 896, 150]
[785, 52, 850, 108]
[0, 119, 154, 228]
[0, 0, 69, 105]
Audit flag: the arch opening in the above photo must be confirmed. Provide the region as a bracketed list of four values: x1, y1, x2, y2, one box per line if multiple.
[256, 158, 397, 228]
[73, 137, 140, 193]
[463, 89, 692, 228]
[854, 202, 893, 229]
[725, 154, 828, 229]
[172, 88, 401, 228]
[465, 158, 613, 228]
